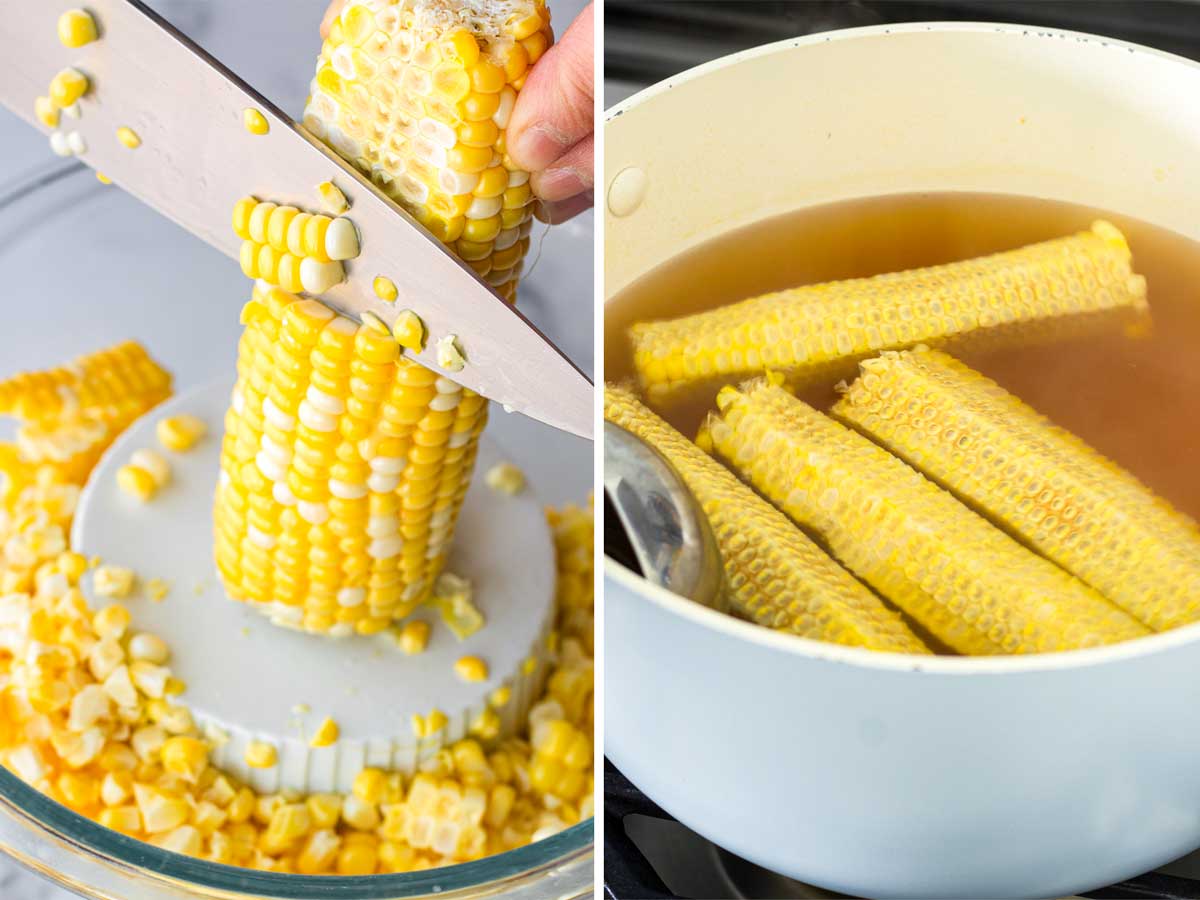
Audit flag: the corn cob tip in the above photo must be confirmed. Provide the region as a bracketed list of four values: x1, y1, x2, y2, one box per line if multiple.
[1091, 219, 1130, 254]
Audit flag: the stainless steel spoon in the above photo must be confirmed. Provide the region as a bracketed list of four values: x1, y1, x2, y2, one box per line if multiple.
[603, 421, 724, 609]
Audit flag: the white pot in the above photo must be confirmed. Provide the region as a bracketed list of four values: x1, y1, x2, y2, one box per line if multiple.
[604, 22, 1200, 899]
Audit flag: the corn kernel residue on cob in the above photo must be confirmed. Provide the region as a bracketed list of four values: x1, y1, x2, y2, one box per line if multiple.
[632, 221, 1149, 403]
[0, 348, 594, 867]
[302, 0, 549, 303]
[833, 347, 1200, 632]
[213, 283, 488, 635]
[605, 384, 929, 653]
[706, 378, 1150, 655]
[0, 342, 172, 485]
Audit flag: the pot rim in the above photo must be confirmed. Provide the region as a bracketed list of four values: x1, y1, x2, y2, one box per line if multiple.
[604, 19, 1200, 677]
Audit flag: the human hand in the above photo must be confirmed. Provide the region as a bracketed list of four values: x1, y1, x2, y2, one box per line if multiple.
[320, 0, 595, 222]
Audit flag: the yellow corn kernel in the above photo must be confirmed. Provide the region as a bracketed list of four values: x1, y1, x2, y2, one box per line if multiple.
[244, 741, 278, 769]
[116, 126, 141, 149]
[160, 737, 209, 782]
[231, 196, 258, 239]
[50, 68, 88, 108]
[93, 565, 135, 599]
[309, 717, 339, 748]
[324, 217, 360, 261]
[436, 334, 466, 372]
[370, 276, 397, 303]
[391, 309, 426, 352]
[454, 655, 488, 682]
[35, 96, 58, 128]
[264, 803, 312, 852]
[708, 378, 1151, 655]
[489, 685, 512, 708]
[98, 806, 141, 833]
[316, 181, 349, 215]
[631, 221, 1151, 403]
[130, 448, 170, 487]
[352, 768, 386, 804]
[243, 108, 270, 135]
[267, 206, 299, 252]
[397, 619, 430, 655]
[469, 707, 501, 739]
[117, 463, 158, 501]
[92, 602, 131, 638]
[156, 414, 207, 452]
[95, 171, 112, 185]
[834, 347, 1200, 633]
[58, 9, 98, 47]
[485, 462, 525, 495]
[605, 385, 928, 651]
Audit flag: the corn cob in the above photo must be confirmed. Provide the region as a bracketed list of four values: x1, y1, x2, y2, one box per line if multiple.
[302, 0, 549, 304]
[632, 220, 1149, 403]
[213, 284, 487, 635]
[0, 342, 172, 484]
[604, 384, 928, 653]
[706, 378, 1150, 654]
[833, 347, 1200, 632]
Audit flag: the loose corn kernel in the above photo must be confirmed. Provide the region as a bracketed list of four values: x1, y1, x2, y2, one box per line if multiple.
[631, 221, 1150, 403]
[454, 655, 488, 682]
[156, 414, 207, 452]
[161, 736, 209, 782]
[95, 171, 112, 185]
[116, 126, 141, 149]
[93, 565, 136, 599]
[58, 9, 99, 47]
[93, 603, 131, 640]
[833, 347, 1200, 633]
[436, 334, 466, 372]
[707, 378, 1150, 655]
[309, 717, 339, 748]
[35, 96, 58, 128]
[243, 108, 270, 135]
[489, 685, 512, 708]
[372, 276, 398, 302]
[397, 620, 430, 655]
[324, 217, 360, 261]
[316, 181, 349, 215]
[392, 309, 426, 352]
[129, 632, 170, 664]
[245, 741, 278, 768]
[352, 768, 386, 804]
[605, 385, 927, 651]
[130, 448, 171, 487]
[117, 464, 158, 501]
[485, 462, 525, 495]
[50, 68, 89, 108]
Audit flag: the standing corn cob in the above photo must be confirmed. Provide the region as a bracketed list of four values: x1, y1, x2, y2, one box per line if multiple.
[604, 384, 928, 653]
[214, 284, 487, 635]
[833, 347, 1200, 632]
[302, 0, 550, 304]
[706, 378, 1149, 654]
[632, 221, 1149, 403]
[0, 342, 172, 484]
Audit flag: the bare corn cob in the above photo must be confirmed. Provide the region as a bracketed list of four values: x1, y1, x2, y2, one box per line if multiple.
[0, 342, 172, 484]
[302, 0, 549, 304]
[632, 221, 1149, 403]
[604, 384, 928, 653]
[213, 285, 487, 635]
[833, 347, 1200, 632]
[706, 378, 1150, 654]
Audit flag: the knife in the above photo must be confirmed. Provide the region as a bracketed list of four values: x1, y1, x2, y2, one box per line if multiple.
[0, 0, 593, 439]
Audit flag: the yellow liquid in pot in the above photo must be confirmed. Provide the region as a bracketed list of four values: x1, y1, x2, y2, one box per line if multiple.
[605, 192, 1200, 519]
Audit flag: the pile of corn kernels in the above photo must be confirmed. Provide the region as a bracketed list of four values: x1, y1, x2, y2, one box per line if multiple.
[0, 353, 593, 875]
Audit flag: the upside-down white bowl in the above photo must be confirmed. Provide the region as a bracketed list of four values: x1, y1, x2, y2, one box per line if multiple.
[604, 22, 1200, 899]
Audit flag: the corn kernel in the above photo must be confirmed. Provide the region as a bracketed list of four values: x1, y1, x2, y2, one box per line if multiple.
[117, 463, 158, 501]
[35, 96, 58, 128]
[95, 171, 112, 185]
[50, 68, 89, 108]
[161, 737, 209, 782]
[454, 655, 488, 682]
[436, 334, 466, 372]
[309, 717, 339, 748]
[244, 741, 278, 769]
[391, 309, 426, 353]
[243, 108, 270, 135]
[485, 462, 525, 495]
[324, 217, 360, 261]
[116, 126, 141, 149]
[93, 566, 135, 599]
[373, 276, 398, 303]
[157, 414, 207, 452]
[58, 9, 99, 48]
[146, 578, 170, 602]
[316, 181, 349, 215]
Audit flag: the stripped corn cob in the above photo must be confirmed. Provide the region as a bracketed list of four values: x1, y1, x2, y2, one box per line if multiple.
[301, 0, 549, 303]
[632, 221, 1149, 403]
[0, 342, 172, 484]
[604, 384, 928, 652]
[213, 284, 487, 635]
[833, 347, 1200, 632]
[707, 378, 1150, 654]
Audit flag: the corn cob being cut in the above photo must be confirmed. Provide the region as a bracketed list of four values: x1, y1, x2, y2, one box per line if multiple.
[302, 0, 549, 304]
[0, 342, 172, 484]
[833, 347, 1200, 632]
[706, 378, 1150, 654]
[604, 384, 929, 653]
[213, 284, 487, 635]
[632, 221, 1149, 403]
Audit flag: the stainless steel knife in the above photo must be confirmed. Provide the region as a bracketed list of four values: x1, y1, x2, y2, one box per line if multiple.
[0, 0, 593, 439]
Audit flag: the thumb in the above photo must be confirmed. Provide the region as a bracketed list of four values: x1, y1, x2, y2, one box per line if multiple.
[507, 3, 594, 175]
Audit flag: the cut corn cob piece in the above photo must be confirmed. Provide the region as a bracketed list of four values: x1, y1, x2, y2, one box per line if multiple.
[301, 0, 550, 305]
[833, 347, 1200, 632]
[212, 284, 487, 635]
[0, 341, 172, 484]
[604, 385, 928, 652]
[707, 378, 1150, 654]
[632, 221, 1150, 403]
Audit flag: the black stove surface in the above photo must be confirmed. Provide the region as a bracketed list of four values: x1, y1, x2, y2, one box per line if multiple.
[603, 2, 1200, 897]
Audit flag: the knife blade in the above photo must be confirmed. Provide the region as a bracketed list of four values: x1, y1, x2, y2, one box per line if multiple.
[0, 0, 593, 439]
